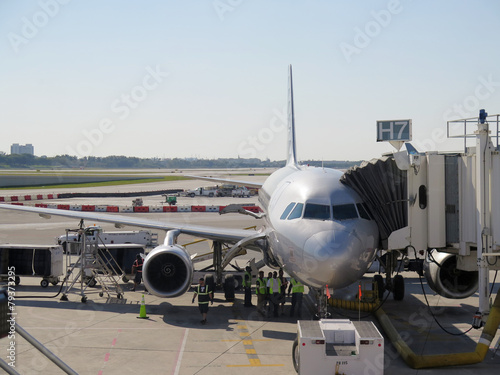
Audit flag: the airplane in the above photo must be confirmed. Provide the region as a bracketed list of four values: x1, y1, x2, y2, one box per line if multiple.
[0, 66, 467, 310]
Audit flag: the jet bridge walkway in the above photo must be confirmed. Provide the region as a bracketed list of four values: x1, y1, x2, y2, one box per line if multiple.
[341, 111, 500, 323]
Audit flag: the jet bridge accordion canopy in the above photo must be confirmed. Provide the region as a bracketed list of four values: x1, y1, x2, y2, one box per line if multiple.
[340, 156, 407, 248]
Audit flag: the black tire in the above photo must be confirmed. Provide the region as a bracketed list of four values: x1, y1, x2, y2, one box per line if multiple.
[99, 292, 104, 297]
[15, 276, 20, 286]
[40, 279, 49, 288]
[189, 193, 195, 198]
[81, 296, 87, 303]
[208, 193, 214, 197]
[87, 278, 97, 288]
[224, 274, 235, 302]
[204, 274, 215, 295]
[51, 280, 59, 286]
[234, 275, 243, 291]
[292, 337, 299, 373]
[373, 274, 385, 300]
[393, 274, 405, 301]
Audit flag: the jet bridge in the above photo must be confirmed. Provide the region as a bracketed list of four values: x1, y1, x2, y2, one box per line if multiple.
[341, 111, 500, 322]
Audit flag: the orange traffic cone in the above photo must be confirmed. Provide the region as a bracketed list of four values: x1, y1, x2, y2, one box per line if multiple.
[137, 294, 149, 319]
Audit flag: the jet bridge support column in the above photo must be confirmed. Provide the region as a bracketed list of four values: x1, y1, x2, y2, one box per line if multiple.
[475, 118, 493, 323]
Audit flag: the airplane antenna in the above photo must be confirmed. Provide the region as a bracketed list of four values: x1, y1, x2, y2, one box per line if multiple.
[286, 65, 299, 168]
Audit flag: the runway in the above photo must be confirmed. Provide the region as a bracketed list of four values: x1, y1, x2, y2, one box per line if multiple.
[1, 174, 500, 374]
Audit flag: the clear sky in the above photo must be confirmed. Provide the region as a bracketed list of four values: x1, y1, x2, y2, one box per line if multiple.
[1, 0, 500, 162]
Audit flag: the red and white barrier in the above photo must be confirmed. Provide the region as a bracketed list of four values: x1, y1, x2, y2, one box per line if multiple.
[0, 193, 59, 202]
[1, 202, 262, 214]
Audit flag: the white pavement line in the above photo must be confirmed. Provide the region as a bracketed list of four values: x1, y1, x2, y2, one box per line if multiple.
[172, 328, 189, 375]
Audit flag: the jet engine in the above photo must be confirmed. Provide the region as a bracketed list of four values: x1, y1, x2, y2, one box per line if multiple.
[142, 244, 193, 298]
[423, 250, 478, 299]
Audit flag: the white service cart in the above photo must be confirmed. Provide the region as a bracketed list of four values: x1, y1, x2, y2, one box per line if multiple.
[293, 319, 384, 374]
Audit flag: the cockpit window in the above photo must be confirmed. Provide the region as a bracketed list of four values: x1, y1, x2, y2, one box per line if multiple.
[304, 204, 331, 220]
[356, 203, 371, 220]
[287, 203, 304, 220]
[280, 202, 296, 220]
[332, 204, 358, 220]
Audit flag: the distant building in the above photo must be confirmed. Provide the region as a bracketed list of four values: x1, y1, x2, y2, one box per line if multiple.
[11, 143, 34, 155]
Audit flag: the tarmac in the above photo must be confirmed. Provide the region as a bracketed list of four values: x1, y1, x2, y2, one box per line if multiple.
[1, 173, 500, 374]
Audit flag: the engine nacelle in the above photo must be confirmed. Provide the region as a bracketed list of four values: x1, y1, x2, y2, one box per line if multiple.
[142, 244, 193, 298]
[423, 250, 478, 299]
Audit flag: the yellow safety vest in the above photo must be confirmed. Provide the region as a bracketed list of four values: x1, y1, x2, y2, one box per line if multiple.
[269, 278, 281, 294]
[197, 285, 210, 304]
[291, 278, 304, 293]
[256, 278, 267, 295]
[243, 271, 252, 288]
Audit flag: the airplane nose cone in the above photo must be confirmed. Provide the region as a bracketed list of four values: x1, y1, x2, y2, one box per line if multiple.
[302, 229, 367, 289]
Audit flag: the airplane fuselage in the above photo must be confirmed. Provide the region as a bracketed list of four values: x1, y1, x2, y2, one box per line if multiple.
[258, 165, 379, 290]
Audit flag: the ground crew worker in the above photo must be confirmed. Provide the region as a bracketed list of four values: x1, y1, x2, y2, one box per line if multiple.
[192, 278, 213, 325]
[267, 271, 281, 318]
[288, 277, 304, 319]
[131, 254, 143, 291]
[255, 271, 267, 315]
[243, 266, 253, 307]
[278, 268, 288, 315]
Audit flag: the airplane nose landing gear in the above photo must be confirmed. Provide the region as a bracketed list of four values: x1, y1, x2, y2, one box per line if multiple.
[312, 286, 332, 320]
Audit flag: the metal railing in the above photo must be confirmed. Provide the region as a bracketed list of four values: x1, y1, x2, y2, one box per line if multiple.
[447, 114, 500, 152]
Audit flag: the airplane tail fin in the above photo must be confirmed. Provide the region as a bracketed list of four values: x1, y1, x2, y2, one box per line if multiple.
[287, 65, 299, 168]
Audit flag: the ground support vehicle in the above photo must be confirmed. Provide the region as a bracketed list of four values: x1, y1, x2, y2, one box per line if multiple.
[57, 226, 158, 253]
[293, 319, 384, 374]
[231, 187, 251, 197]
[184, 186, 218, 198]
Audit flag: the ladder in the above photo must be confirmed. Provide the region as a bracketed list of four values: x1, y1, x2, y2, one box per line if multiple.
[61, 228, 125, 302]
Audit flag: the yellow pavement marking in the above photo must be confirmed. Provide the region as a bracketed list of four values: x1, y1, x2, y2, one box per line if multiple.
[221, 339, 272, 342]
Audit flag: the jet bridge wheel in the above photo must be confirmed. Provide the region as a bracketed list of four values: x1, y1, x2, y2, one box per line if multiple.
[292, 337, 299, 373]
[393, 274, 405, 301]
[373, 274, 385, 300]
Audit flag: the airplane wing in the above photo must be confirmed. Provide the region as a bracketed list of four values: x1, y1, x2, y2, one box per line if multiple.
[0, 203, 258, 244]
[184, 175, 263, 189]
